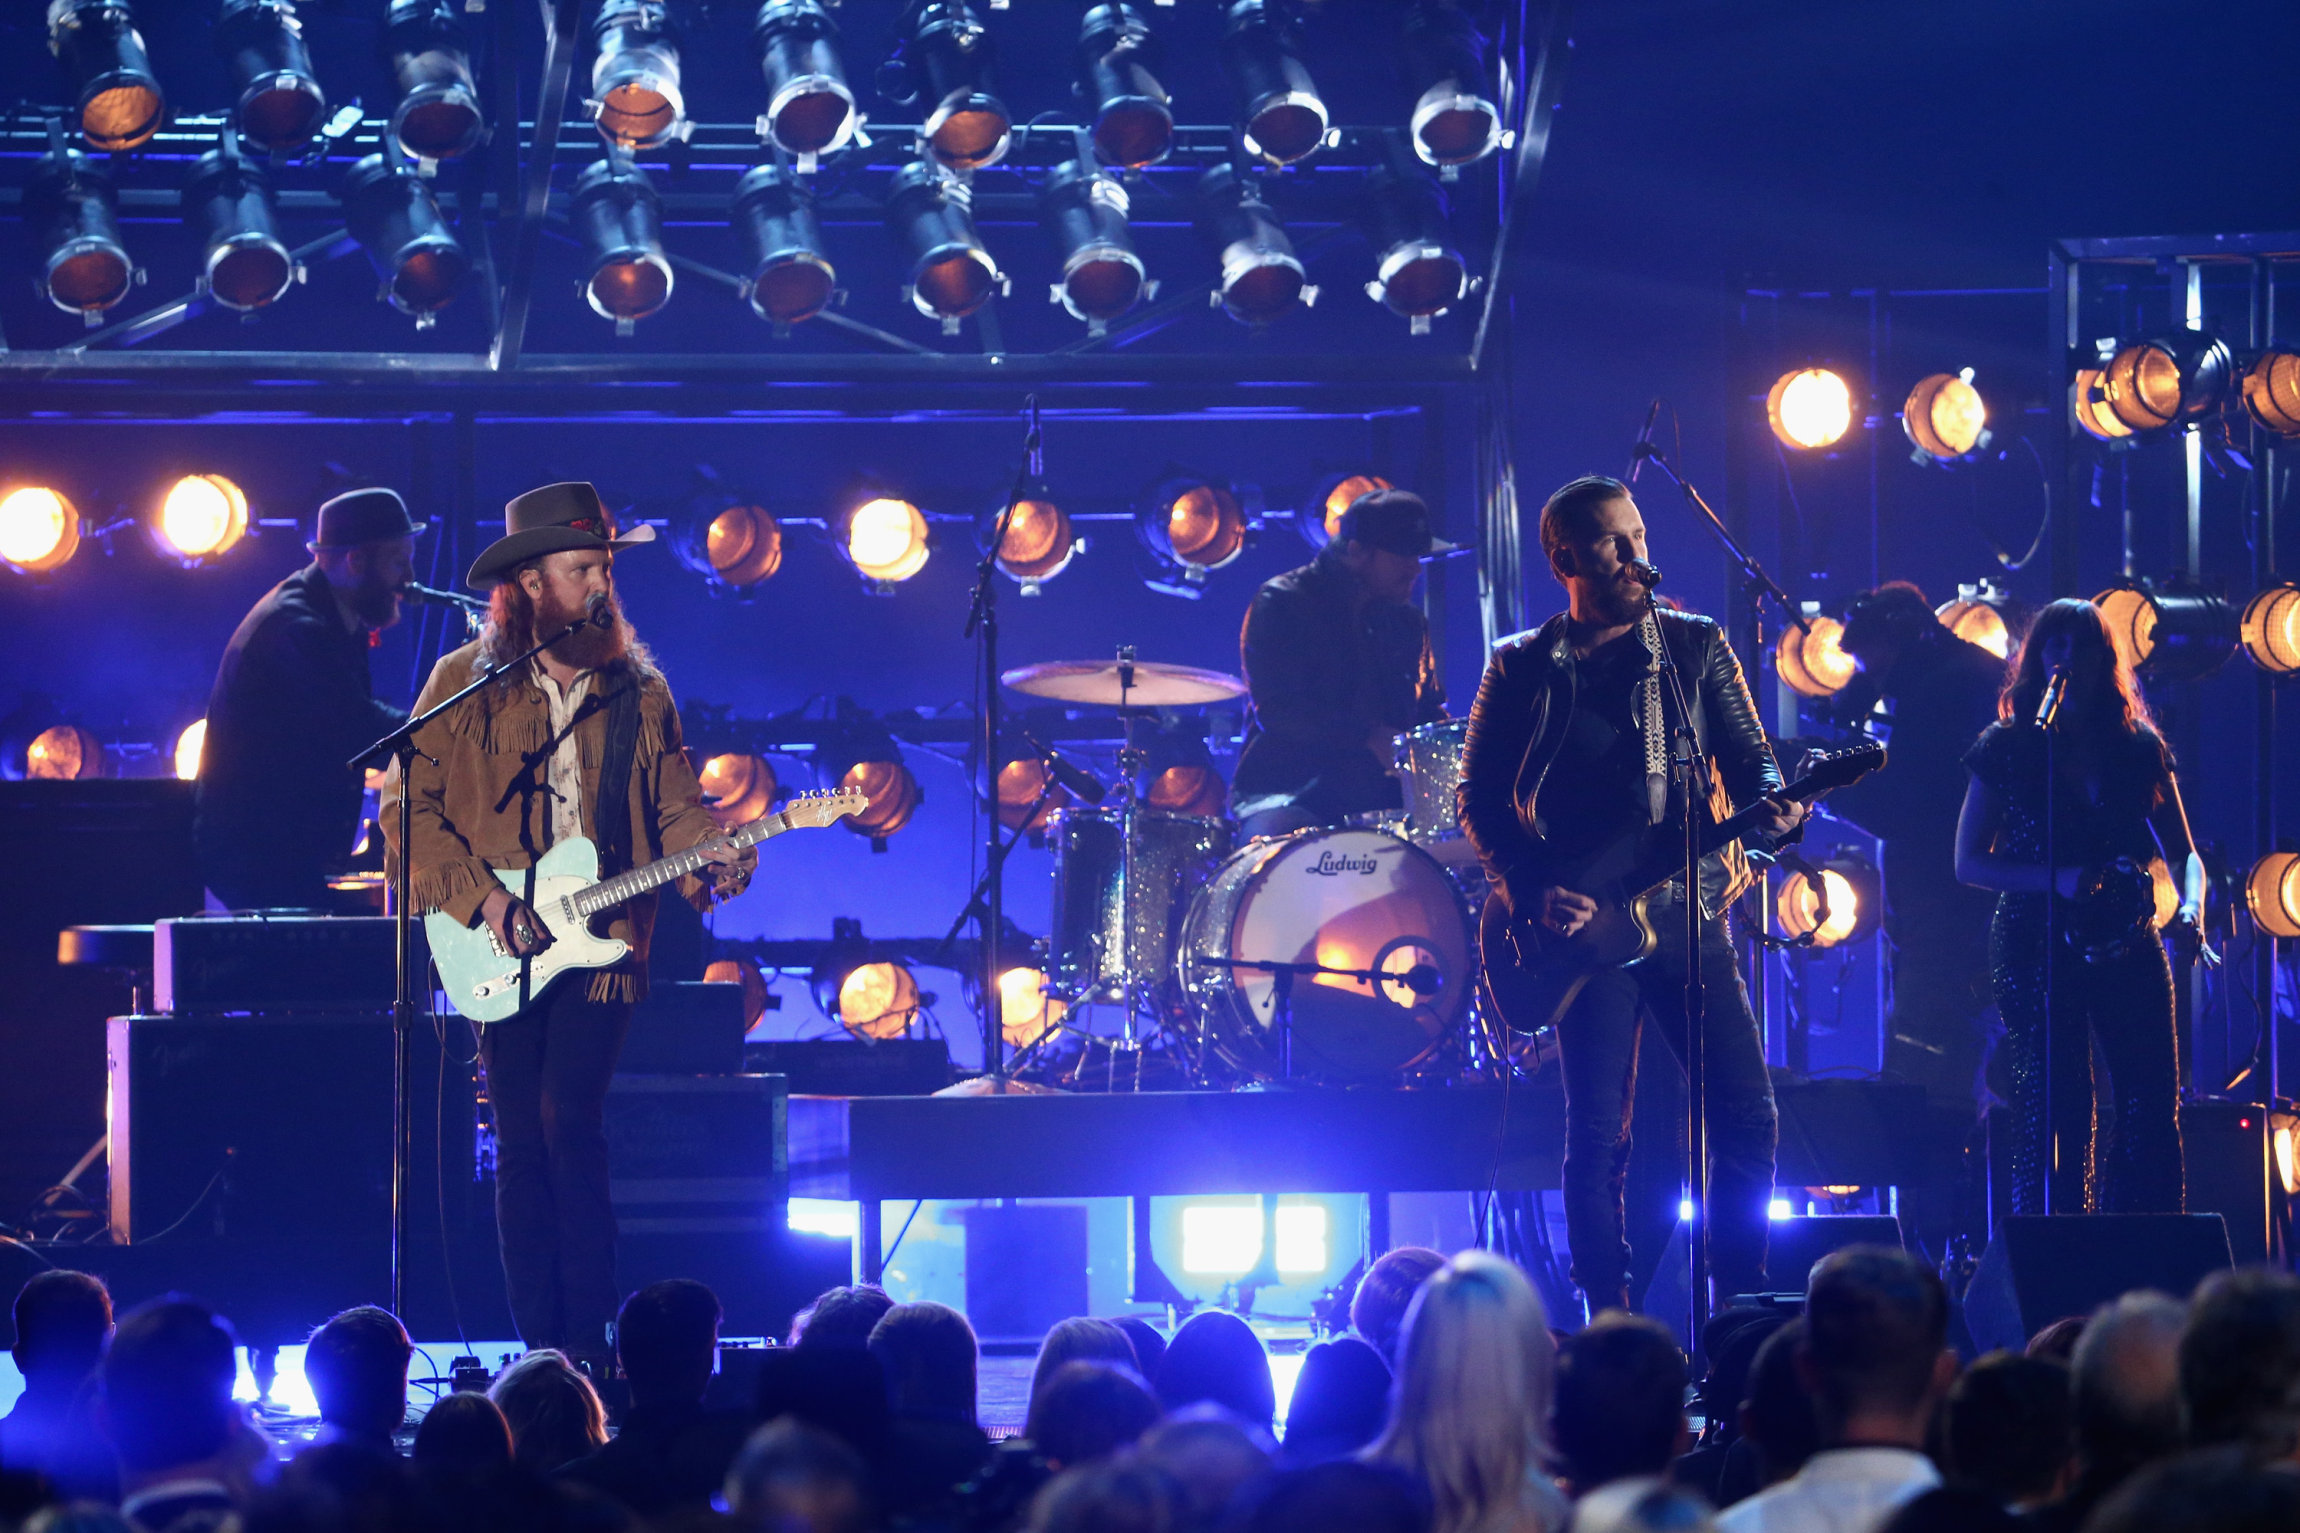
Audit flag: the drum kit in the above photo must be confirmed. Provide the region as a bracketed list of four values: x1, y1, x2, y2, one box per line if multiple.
[1002, 650, 1504, 1087]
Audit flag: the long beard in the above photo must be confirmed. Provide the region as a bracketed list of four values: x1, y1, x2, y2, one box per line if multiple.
[539, 592, 627, 670]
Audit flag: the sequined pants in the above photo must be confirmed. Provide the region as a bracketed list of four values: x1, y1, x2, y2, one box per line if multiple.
[1991, 897, 2184, 1217]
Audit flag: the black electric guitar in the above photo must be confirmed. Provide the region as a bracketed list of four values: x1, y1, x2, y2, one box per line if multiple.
[1481, 741, 1886, 1034]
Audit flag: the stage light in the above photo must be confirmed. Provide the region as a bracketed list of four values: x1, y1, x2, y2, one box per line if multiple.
[48, 1, 166, 153]
[173, 719, 206, 782]
[2099, 334, 2233, 434]
[1303, 473, 1391, 547]
[884, 1, 1011, 172]
[2241, 349, 2300, 438]
[834, 961, 919, 1039]
[1400, 1, 1502, 170]
[1147, 763, 1225, 817]
[1768, 1197, 1795, 1222]
[1903, 370, 1988, 460]
[341, 154, 469, 325]
[702, 956, 771, 1028]
[999, 967, 1066, 1049]
[1181, 1202, 1263, 1273]
[27, 149, 134, 322]
[838, 756, 923, 843]
[1767, 368, 1854, 451]
[1041, 160, 1146, 333]
[1777, 616, 1856, 698]
[1220, 0, 1326, 167]
[2071, 367, 2133, 443]
[572, 158, 673, 330]
[26, 725, 101, 781]
[1078, 4, 1173, 169]
[1775, 855, 1881, 948]
[591, 0, 685, 150]
[787, 1198, 859, 1238]
[154, 475, 250, 565]
[986, 494, 1078, 589]
[2093, 582, 2237, 682]
[0, 488, 82, 575]
[699, 752, 777, 825]
[2241, 583, 2300, 675]
[996, 752, 1071, 832]
[1362, 162, 1470, 335]
[754, 0, 856, 162]
[887, 162, 1003, 330]
[1197, 165, 1309, 328]
[183, 151, 295, 313]
[1934, 578, 2023, 660]
[2248, 851, 2300, 940]
[1138, 478, 1248, 588]
[730, 165, 836, 329]
[838, 496, 931, 587]
[2277, 1118, 2300, 1197]
[385, 0, 485, 164]
[680, 500, 783, 588]
[215, 0, 327, 154]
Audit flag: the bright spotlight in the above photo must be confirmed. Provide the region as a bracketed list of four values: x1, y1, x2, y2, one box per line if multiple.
[27, 724, 102, 780]
[839, 496, 931, 586]
[1078, 4, 1173, 169]
[679, 500, 783, 588]
[385, 0, 485, 164]
[1903, 370, 1988, 460]
[154, 475, 250, 565]
[1138, 478, 1247, 590]
[2241, 349, 2300, 438]
[341, 154, 469, 325]
[986, 495, 1078, 589]
[1198, 166, 1308, 328]
[591, 0, 685, 150]
[883, 1, 1011, 172]
[2071, 367, 2133, 443]
[698, 752, 777, 825]
[49, 0, 166, 153]
[1220, 0, 1327, 167]
[2099, 334, 2233, 434]
[999, 967, 1066, 1049]
[1181, 1202, 1263, 1274]
[1776, 616, 1856, 698]
[1766, 368, 1854, 450]
[1041, 161, 1146, 333]
[731, 165, 836, 329]
[184, 151, 295, 313]
[1768, 1197, 1795, 1222]
[838, 757, 923, 843]
[173, 719, 207, 782]
[572, 158, 673, 330]
[2093, 583, 2236, 682]
[0, 488, 82, 575]
[887, 163, 1002, 330]
[996, 751, 1070, 831]
[1401, 2, 1502, 169]
[1934, 579, 2023, 660]
[2245, 851, 2300, 941]
[1775, 855, 1881, 948]
[2277, 1120, 2300, 1198]
[28, 149, 134, 322]
[754, 0, 857, 163]
[1301, 473, 1391, 548]
[833, 960, 919, 1039]
[2241, 583, 2300, 675]
[1147, 763, 1225, 817]
[1362, 163, 1470, 335]
[216, 0, 328, 154]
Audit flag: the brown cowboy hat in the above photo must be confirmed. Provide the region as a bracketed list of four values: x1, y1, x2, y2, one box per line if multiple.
[465, 481, 656, 588]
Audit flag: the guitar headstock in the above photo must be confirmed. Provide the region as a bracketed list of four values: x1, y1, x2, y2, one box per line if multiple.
[778, 786, 872, 830]
[1797, 739, 1888, 794]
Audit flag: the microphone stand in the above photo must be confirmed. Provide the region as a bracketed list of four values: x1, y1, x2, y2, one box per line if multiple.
[349, 606, 606, 1322]
[1631, 440, 1809, 643]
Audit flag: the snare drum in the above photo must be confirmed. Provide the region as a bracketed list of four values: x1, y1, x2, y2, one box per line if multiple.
[1047, 805, 1232, 1003]
[1174, 826, 1472, 1081]
[1393, 719, 1479, 867]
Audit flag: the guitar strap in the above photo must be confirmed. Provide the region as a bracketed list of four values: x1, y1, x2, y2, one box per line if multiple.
[1637, 610, 1669, 825]
[593, 669, 644, 880]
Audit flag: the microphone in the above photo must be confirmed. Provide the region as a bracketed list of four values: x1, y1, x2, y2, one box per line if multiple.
[1627, 558, 1664, 588]
[1024, 393, 1044, 480]
[400, 580, 486, 613]
[1023, 730, 1107, 805]
[1627, 398, 1661, 483]
[1399, 963, 1442, 997]
[586, 592, 614, 630]
[2035, 665, 2069, 730]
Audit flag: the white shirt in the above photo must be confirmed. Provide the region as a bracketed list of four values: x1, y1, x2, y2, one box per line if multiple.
[1714, 1447, 1940, 1533]
[533, 664, 594, 848]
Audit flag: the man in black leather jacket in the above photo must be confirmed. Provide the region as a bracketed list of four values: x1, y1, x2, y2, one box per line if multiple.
[1457, 474, 1805, 1317]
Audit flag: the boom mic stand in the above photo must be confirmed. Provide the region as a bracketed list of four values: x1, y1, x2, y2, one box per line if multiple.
[351, 603, 611, 1321]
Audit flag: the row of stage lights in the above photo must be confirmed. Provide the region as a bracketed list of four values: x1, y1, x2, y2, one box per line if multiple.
[33, 0, 1501, 335]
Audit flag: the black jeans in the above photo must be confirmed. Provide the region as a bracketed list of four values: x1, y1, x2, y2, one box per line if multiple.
[479, 981, 632, 1353]
[1492, 900, 1778, 1307]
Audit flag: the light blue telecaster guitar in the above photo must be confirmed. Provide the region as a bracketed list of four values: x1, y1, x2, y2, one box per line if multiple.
[428, 786, 868, 1023]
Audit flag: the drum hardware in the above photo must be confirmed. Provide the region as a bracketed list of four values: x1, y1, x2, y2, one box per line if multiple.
[1191, 953, 1442, 1081]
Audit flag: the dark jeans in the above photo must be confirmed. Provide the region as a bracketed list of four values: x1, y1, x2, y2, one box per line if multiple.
[479, 980, 632, 1353]
[1491, 899, 1777, 1307]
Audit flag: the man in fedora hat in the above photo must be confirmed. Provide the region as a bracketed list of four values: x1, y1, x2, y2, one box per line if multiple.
[193, 486, 426, 911]
[388, 481, 752, 1363]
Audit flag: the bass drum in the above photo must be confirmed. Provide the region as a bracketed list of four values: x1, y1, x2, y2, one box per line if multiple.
[1176, 827, 1472, 1081]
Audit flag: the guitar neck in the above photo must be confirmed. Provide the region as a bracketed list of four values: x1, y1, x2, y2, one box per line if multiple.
[1617, 770, 1839, 900]
[568, 812, 784, 919]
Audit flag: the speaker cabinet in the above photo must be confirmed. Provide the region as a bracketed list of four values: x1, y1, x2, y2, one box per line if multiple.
[1966, 1214, 2234, 1353]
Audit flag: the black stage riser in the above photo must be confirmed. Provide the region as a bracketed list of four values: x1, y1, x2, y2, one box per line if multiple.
[1965, 1214, 2235, 1355]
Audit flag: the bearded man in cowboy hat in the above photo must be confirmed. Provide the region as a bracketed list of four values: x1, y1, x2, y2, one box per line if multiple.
[194, 486, 426, 911]
[386, 481, 753, 1363]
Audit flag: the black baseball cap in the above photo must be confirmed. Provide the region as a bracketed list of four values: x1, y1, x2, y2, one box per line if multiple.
[1334, 488, 1459, 560]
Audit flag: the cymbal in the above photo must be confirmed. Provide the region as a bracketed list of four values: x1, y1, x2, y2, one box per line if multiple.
[1002, 658, 1248, 708]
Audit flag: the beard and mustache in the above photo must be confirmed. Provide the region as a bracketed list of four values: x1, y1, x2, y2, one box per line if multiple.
[1585, 568, 1653, 627]
[534, 584, 630, 671]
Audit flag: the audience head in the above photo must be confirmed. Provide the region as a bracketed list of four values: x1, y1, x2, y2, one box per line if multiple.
[20, 1508, 138, 1533]
[303, 1306, 412, 1446]
[1552, 1314, 1689, 1492]
[868, 1301, 979, 1427]
[754, 1345, 891, 1458]
[616, 1279, 722, 1409]
[1114, 1316, 1168, 1380]
[1799, 1247, 1951, 1443]
[2070, 1290, 2187, 1485]
[1351, 1248, 1446, 1367]
[10, 1271, 113, 1390]
[2085, 1445, 2300, 1533]
[791, 1286, 894, 1351]
[410, 1390, 512, 1479]
[2178, 1265, 2300, 1452]
[1025, 1458, 1187, 1533]
[1278, 1337, 1391, 1464]
[1873, 1486, 2021, 1533]
[1155, 1310, 1276, 1430]
[2025, 1315, 2087, 1366]
[1739, 1319, 1819, 1486]
[1570, 1478, 1719, 1533]
[486, 1349, 607, 1474]
[1027, 1361, 1161, 1469]
[727, 1418, 872, 1533]
[1136, 1408, 1277, 1529]
[1030, 1318, 1138, 1413]
[1941, 1352, 2071, 1508]
[1242, 1460, 1430, 1533]
[247, 1438, 426, 1533]
[1367, 1250, 1557, 1533]
[99, 1296, 239, 1476]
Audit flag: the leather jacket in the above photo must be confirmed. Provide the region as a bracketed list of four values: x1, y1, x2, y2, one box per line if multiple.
[1455, 608, 1787, 915]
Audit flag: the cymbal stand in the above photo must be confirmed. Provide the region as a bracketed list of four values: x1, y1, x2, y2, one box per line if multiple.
[1113, 648, 1147, 1083]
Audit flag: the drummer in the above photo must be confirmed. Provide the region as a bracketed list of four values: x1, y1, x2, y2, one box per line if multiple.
[1230, 488, 1451, 839]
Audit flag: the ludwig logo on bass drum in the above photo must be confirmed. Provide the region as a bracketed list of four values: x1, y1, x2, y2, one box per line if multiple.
[1307, 850, 1381, 876]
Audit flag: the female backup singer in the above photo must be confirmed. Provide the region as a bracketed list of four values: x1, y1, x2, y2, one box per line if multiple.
[1953, 598, 2204, 1216]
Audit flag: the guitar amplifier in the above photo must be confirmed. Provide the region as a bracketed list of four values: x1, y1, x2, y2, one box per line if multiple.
[742, 1039, 953, 1096]
[606, 1074, 788, 1233]
[155, 914, 418, 1014]
[619, 980, 748, 1075]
